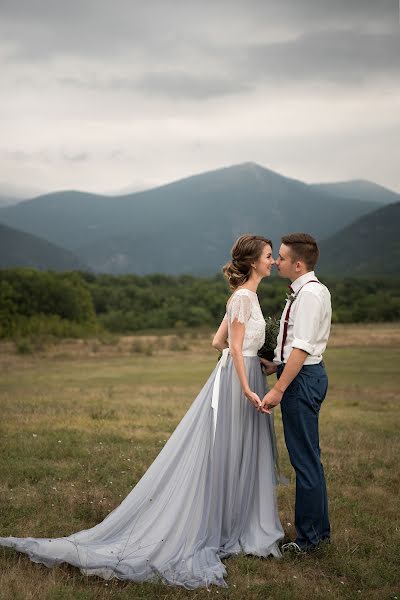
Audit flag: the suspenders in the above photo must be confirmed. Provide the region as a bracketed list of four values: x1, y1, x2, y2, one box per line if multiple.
[280, 280, 320, 362]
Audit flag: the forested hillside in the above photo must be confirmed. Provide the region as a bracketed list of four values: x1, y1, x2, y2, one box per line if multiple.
[1, 269, 399, 339]
[319, 202, 400, 276]
[0, 223, 88, 271]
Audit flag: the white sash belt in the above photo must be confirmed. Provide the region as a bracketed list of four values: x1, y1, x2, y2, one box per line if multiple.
[211, 349, 229, 438]
[211, 349, 258, 438]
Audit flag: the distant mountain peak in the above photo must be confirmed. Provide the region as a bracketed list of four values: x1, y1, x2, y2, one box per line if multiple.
[311, 179, 398, 203]
[317, 178, 385, 190]
[336, 179, 397, 193]
[178, 161, 302, 187]
[222, 161, 280, 175]
[235, 161, 263, 170]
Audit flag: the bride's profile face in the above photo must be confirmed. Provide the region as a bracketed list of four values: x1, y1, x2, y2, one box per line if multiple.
[254, 244, 274, 278]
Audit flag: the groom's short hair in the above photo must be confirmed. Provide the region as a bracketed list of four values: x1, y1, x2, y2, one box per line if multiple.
[281, 233, 319, 269]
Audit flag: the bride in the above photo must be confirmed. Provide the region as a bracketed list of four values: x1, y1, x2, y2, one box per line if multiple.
[0, 234, 284, 589]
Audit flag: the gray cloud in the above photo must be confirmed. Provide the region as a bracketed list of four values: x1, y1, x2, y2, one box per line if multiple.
[1, 1, 397, 99]
[1, 0, 397, 63]
[0, 0, 399, 193]
[51, 28, 400, 100]
[239, 30, 400, 86]
[57, 72, 250, 100]
[136, 72, 251, 100]
[62, 152, 89, 162]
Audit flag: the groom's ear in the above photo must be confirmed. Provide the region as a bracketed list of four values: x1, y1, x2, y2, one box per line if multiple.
[295, 260, 302, 272]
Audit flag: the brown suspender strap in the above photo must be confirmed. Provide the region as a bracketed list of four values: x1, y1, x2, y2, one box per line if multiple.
[280, 280, 320, 362]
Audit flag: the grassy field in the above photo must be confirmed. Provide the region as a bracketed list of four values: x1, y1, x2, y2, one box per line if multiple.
[0, 324, 399, 600]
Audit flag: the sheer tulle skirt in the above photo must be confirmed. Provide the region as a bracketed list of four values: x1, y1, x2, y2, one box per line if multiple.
[0, 356, 284, 589]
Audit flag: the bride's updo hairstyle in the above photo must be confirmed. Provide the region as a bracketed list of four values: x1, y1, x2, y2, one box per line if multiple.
[223, 234, 272, 291]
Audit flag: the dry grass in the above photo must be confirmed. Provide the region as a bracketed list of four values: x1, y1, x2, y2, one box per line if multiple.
[328, 323, 400, 348]
[0, 324, 399, 600]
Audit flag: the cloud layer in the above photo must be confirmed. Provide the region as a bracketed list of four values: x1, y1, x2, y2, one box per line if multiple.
[0, 0, 399, 195]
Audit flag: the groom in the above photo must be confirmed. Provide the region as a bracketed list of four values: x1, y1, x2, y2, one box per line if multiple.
[259, 233, 332, 553]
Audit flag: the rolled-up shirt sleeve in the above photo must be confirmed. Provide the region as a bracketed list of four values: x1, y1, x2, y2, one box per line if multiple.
[291, 290, 322, 355]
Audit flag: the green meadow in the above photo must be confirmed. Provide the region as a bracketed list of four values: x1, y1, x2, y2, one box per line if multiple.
[0, 324, 399, 600]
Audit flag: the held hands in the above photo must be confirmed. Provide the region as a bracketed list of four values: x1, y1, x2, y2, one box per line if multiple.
[258, 387, 284, 414]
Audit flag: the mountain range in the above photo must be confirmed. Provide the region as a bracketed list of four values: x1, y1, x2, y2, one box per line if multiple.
[319, 201, 400, 276]
[0, 196, 21, 208]
[311, 180, 399, 206]
[0, 223, 87, 271]
[0, 162, 398, 276]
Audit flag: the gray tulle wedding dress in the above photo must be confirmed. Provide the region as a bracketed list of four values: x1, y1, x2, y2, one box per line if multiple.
[0, 289, 284, 589]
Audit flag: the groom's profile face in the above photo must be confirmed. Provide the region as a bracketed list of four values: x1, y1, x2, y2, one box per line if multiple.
[276, 244, 296, 280]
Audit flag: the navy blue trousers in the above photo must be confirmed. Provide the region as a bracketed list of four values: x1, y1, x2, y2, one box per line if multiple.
[277, 362, 330, 549]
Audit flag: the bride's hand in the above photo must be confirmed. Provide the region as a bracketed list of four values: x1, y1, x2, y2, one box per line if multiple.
[245, 390, 262, 409]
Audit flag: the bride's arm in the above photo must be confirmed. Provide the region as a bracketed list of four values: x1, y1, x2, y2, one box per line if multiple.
[230, 320, 262, 409]
[212, 317, 229, 351]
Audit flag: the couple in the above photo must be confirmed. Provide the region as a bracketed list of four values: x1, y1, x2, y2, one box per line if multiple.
[0, 232, 331, 589]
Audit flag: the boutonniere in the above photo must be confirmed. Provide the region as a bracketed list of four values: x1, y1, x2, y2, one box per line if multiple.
[285, 291, 297, 304]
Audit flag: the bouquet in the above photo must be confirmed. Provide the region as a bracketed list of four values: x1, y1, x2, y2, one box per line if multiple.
[257, 316, 280, 362]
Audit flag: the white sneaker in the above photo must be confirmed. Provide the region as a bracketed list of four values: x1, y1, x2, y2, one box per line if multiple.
[281, 542, 304, 554]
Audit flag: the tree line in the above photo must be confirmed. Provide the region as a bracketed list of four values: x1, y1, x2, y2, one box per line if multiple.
[0, 268, 399, 339]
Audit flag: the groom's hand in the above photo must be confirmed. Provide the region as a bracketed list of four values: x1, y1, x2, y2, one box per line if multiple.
[259, 358, 278, 376]
[259, 387, 283, 413]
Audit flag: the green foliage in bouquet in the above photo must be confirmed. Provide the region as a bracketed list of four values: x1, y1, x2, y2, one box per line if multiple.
[257, 316, 280, 361]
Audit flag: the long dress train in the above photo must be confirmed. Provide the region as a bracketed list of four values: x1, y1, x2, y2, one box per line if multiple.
[0, 289, 284, 589]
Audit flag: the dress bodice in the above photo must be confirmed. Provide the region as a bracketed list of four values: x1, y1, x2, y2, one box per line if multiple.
[225, 289, 265, 355]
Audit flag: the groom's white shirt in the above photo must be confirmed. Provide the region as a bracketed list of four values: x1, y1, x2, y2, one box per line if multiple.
[274, 270, 332, 365]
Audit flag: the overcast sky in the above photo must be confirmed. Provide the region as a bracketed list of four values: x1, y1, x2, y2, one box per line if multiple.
[0, 0, 399, 197]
